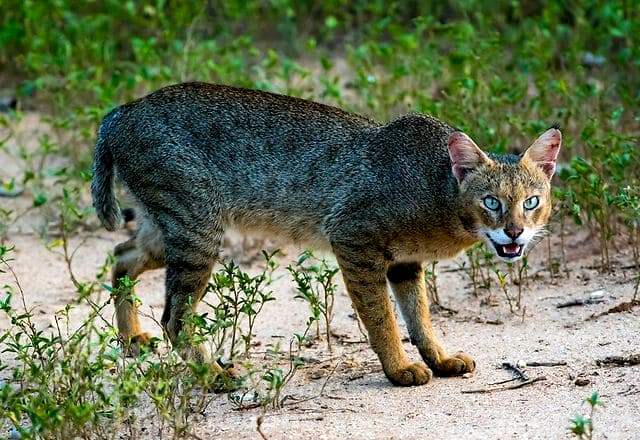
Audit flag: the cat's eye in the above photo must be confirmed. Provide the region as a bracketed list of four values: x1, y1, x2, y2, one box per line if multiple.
[524, 196, 539, 210]
[483, 196, 501, 211]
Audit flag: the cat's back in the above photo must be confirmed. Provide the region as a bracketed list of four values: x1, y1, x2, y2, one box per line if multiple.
[104, 82, 378, 184]
[122, 82, 374, 138]
[367, 113, 456, 186]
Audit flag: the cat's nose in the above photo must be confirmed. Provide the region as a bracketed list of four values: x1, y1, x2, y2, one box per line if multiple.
[504, 226, 523, 240]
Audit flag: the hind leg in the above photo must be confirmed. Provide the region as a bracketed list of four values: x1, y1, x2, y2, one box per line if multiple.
[158, 225, 229, 378]
[128, 164, 229, 378]
[162, 260, 214, 360]
[162, 257, 235, 389]
[112, 229, 165, 355]
[161, 255, 232, 383]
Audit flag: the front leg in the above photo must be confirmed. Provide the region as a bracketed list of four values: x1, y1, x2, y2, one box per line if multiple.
[333, 246, 432, 386]
[387, 262, 475, 376]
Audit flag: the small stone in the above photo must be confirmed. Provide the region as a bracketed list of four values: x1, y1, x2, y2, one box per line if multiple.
[575, 378, 590, 386]
[462, 372, 473, 379]
[589, 290, 606, 299]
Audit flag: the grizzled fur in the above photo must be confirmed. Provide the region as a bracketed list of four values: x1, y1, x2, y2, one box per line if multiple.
[92, 82, 560, 386]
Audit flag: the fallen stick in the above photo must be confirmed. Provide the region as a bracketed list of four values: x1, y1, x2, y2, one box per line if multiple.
[338, 339, 368, 345]
[281, 361, 341, 407]
[589, 300, 640, 319]
[430, 303, 459, 315]
[256, 416, 269, 440]
[462, 376, 547, 394]
[526, 361, 567, 367]
[487, 377, 519, 386]
[442, 267, 467, 273]
[596, 354, 640, 367]
[556, 298, 605, 308]
[474, 317, 504, 325]
[621, 263, 640, 270]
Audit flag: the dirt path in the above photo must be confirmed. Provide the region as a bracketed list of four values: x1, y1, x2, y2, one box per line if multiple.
[1, 224, 639, 439]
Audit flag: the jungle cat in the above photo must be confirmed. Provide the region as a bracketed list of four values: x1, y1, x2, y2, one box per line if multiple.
[92, 82, 561, 386]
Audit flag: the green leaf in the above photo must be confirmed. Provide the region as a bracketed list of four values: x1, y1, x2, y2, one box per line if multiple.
[324, 16, 338, 30]
[33, 192, 48, 207]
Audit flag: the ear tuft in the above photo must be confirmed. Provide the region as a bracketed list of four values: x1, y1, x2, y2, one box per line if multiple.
[447, 132, 491, 183]
[523, 128, 562, 179]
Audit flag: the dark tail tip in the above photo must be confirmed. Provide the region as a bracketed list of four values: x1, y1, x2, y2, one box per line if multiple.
[91, 109, 123, 231]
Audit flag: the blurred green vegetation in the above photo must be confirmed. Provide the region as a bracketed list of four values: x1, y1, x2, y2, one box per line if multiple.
[0, 0, 639, 265]
[2, 1, 638, 140]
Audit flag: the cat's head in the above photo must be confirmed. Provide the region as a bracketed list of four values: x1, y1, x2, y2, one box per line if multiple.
[448, 127, 561, 262]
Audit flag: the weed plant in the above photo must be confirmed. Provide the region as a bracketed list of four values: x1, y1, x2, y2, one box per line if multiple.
[287, 251, 340, 352]
[570, 392, 603, 440]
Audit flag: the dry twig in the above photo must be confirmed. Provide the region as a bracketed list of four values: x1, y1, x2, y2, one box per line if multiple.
[462, 376, 547, 394]
[589, 300, 640, 319]
[281, 361, 341, 406]
[526, 361, 567, 367]
[596, 354, 640, 367]
[556, 298, 605, 308]
[256, 416, 268, 440]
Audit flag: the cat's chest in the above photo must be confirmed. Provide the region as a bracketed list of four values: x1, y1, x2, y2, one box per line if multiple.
[389, 229, 478, 263]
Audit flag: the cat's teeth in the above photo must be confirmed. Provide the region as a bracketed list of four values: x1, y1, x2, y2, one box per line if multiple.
[502, 244, 521, 254]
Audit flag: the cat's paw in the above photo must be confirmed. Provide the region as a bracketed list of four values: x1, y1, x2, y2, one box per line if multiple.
[123, 332, 155, 357]
[210, 366, 241, 393]
[197, 359, 242, 393]
[385, 362, 433, 386]
[432, 351, 476, 377]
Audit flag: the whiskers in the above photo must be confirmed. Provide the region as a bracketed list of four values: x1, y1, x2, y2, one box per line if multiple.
[526, 227, 550, 250]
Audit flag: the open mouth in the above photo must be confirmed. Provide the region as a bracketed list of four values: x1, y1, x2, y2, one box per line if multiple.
[488, 238, 523, 259]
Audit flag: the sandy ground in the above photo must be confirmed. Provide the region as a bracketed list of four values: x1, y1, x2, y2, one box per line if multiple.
[1, 114, 639, 439]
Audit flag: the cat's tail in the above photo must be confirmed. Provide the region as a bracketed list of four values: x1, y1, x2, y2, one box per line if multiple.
[91, 108, 123, 231]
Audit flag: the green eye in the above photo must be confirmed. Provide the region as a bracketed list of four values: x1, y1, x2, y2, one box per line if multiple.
[524, 196, 539, 210]
[483, 196, 501, 211]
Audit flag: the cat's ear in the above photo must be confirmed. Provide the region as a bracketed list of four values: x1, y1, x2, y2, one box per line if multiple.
[522, 127, 562, 179]
[447, 131, 492, 183]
